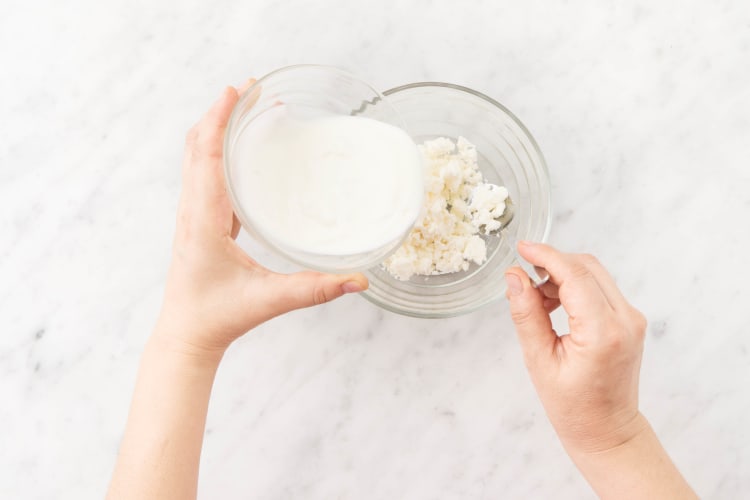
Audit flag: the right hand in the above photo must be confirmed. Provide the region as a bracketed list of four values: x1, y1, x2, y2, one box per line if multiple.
[505, 242, 648, 454]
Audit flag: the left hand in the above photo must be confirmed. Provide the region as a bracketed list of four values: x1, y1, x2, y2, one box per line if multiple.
[156, 81, 368, 355]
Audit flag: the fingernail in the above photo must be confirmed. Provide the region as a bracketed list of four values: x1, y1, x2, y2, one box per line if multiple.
[341, 281, 364, 294]
[518, 240, 533, 247]
[238, 78, 256, 94]
[505, 273, 523, 296]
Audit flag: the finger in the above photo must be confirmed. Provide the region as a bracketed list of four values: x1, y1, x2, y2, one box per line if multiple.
[261, 271, 369, 317]
[236, 80, 262, 117]
[505, 267, 557, 367]
[524, 243, 628, 312]
[180, 87, 241, 234]
[236, 77, 256, 95]
[185, 83, 258, 205]
[575, 254, 631, 311]
[191, 86, 239, 164]
[543, 298, 561, 314]
[517, 242, 613, 317]
[539, 281, 559, 299]
[231, 213, 242, 239]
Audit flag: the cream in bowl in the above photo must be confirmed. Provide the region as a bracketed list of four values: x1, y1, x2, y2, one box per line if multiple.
[232, 106, 423, 258]
[224, 65, 425, 272]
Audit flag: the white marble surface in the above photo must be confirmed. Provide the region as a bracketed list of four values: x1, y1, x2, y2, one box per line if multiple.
[2, 0, 749, 498]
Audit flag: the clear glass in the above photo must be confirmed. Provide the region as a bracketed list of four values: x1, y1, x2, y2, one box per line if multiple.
[223, 64, 415, 272]
[361, 83, 552, 318]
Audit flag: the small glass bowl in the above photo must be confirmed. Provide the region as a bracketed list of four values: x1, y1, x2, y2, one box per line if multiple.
[361, 83, 552, 318]
[223, 65, 418, 273]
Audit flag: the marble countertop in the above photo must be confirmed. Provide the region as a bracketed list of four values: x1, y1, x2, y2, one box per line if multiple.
[2, 0, 749, 498]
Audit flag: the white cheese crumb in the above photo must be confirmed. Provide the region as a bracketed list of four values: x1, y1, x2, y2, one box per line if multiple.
[383, 136, 509, 281]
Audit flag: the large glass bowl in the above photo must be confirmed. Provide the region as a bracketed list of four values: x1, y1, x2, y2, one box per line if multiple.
[223, 65, 418, 272]
[362, 83, 551, 318]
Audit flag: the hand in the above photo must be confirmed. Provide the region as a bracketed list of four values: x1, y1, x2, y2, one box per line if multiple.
[505, 242, 647, 454]
[157, 81, 369, 355]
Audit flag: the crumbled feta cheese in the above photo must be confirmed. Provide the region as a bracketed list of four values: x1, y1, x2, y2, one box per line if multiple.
[470, 183, 510, 234]
[383, 136, 509, 281]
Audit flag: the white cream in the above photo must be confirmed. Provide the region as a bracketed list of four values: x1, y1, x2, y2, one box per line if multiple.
[231, 106, 424, 256]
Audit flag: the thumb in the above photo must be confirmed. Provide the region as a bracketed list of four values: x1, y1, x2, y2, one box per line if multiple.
[264, 271, 369, 316]
[505, 267, 557, 366]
